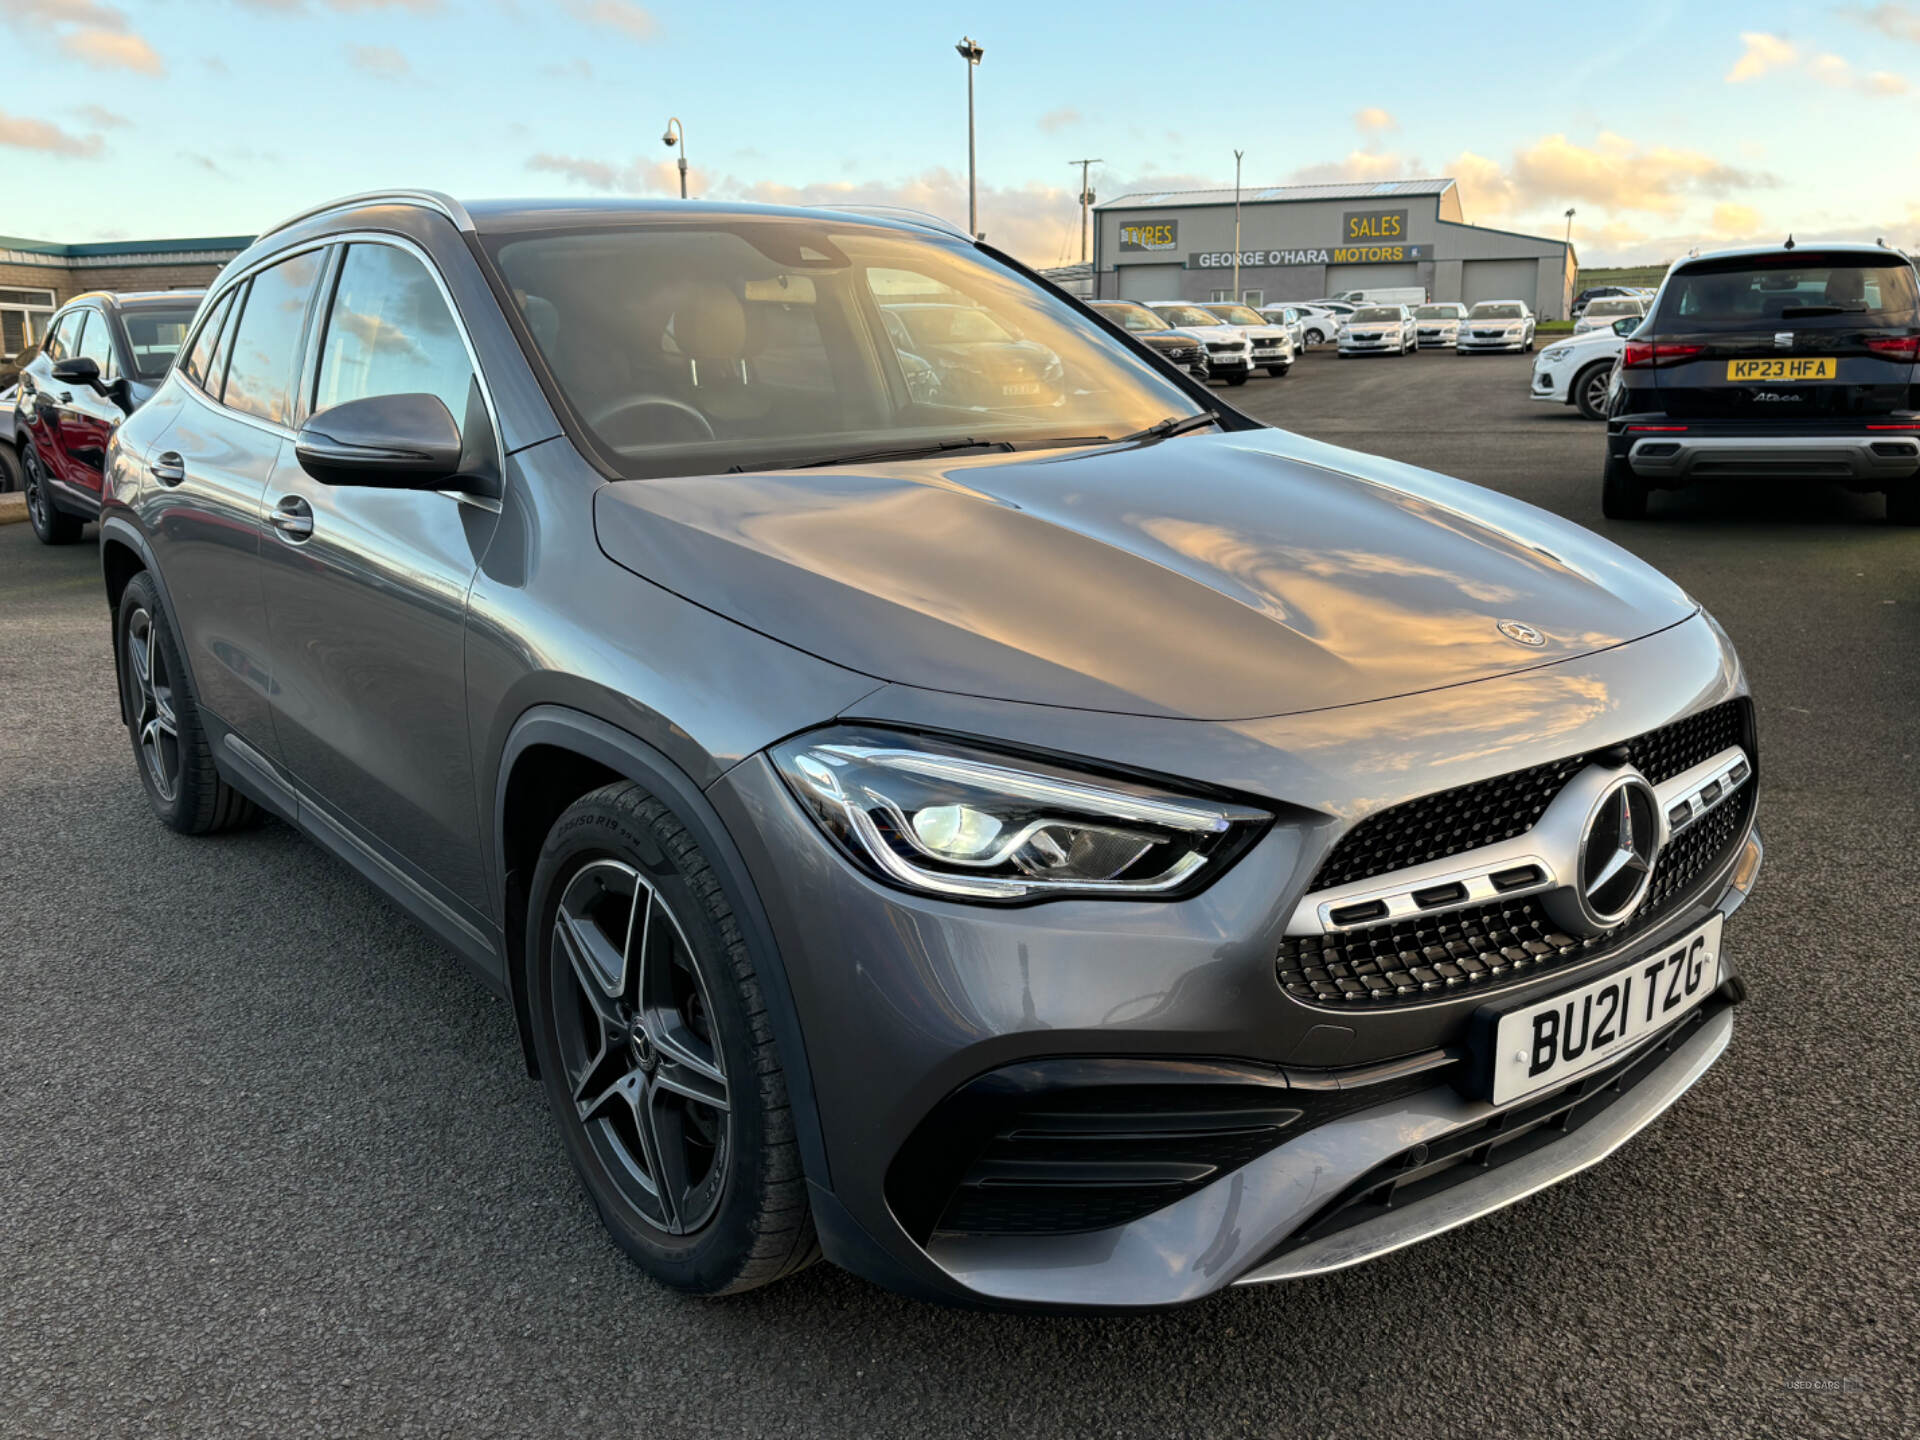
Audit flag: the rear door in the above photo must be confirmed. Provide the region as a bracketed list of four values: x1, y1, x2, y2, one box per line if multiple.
[1647, 251, 1920, 419]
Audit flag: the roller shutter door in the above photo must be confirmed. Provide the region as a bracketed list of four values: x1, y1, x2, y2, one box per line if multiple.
[1116, 265, 1183, 301]
[1324, 262, 1420, 295]
[1461, 259, 1541, 308]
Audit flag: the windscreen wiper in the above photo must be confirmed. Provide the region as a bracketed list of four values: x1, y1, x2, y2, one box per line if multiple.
[730, 437, 1015, 472]
[1112, 410, 1222, 446]
[1780, 303, 1867, 317]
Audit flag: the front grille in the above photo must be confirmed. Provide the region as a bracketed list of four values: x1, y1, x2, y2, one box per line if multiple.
[1206, 341, 1237, 354]
[1263, 1003, 1718, 1261]
[1277, 781, 1754, 1007]
[1310, 698, 1751, 892]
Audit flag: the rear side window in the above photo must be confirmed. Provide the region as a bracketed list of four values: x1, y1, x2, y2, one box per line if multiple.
[182, 290, 236, 388]
[43, 311, 82, 363]
[1658, 254, 1920, 329]
[221, 250, 325, 425]
[313, 243, 474, 431]
[77, 311, 117, 380]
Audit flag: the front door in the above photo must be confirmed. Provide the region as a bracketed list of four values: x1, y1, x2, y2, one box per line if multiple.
[58, 308, 126, 513]
[256, 239, 501, 918]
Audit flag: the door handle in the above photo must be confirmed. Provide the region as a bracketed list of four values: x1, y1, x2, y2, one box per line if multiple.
[268, 494, 314, 542]
[56, 391, 73, 404]
[151, 451, 186, 486]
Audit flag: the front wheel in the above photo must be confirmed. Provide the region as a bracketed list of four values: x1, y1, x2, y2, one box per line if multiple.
[1574, 362, 1614, 421]
[0, 442, 21, 493]
[1601, 451, 1648, 520]
[1304, 328, 1326, 346]
[526, 783, 819, 1295]
[1266, 364, 1289, 378]
[22, 444, 84, 545]
[1224, 371, 1249, 386]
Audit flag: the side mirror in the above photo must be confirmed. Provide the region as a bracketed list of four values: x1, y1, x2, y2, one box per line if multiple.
[295, 393, 463, 488]
[52, 356, 103, 390]
[1612, 317, 1638, 337]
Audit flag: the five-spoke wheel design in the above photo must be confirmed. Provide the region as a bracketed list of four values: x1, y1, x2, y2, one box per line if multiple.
[122, 605, 180, 803]
[550, 858, 731, 1236]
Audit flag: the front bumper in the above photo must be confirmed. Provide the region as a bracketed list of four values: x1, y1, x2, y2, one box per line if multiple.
[1417, 329, 1458, 347]
[709, 616, 1757, 1308]
[1458, 334, 1528, 352]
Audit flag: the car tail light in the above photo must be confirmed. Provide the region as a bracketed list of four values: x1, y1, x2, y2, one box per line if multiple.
[1865, 335, 1920, 360]
[1622, 341, 1707, 369]
[1866, 422, 1920, 430]
[1627, 424, 1690, 432]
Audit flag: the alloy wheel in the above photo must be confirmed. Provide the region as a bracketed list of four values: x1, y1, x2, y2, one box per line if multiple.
[1582, 367, 1611, 417]
[551, 858, 731, 1236]
[123, 606, 179, 803]
[23, 449, 46, 528]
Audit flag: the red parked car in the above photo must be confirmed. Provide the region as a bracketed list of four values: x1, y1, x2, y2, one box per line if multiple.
[15, 290, 199, 543]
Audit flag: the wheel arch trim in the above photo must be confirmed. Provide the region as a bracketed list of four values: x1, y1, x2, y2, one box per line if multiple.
[97, 514, 191, 727]
[494, 704, 832, 1191]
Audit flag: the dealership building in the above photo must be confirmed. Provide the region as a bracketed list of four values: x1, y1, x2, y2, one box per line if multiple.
[1092, 178, 1576, 319]
[0, 233, 249, 359]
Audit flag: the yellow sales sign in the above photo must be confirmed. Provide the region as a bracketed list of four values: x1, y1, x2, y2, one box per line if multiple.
[1343, 209, 1408, 241]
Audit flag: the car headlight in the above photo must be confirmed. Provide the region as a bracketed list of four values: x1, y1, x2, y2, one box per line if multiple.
[1540, 345, 1571, 362]
[772, 729, 1269, 901]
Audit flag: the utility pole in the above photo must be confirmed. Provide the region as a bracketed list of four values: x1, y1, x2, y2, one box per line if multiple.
[1233, 149, 1245, 304]
[1070, 157, 1103, 265]
[956, 37, 984, 237]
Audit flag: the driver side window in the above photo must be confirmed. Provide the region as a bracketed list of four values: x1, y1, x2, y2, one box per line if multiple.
[313, 243, 474, 434]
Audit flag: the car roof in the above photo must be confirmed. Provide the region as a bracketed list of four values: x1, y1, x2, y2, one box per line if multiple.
[1671, 240, 1911, 269]
[63, 289, 204, 313]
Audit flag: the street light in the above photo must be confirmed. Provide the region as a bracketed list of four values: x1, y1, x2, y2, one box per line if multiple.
[662, 117, 688, 199]
[956, 36, 984, 237]
[1070, 157, 1103, 265]
[1233, 149, 1245, 304]
[1564, 206, 1575, 243]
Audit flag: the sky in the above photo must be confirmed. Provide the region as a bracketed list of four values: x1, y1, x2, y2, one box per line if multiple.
[4, 0, 1920, 269]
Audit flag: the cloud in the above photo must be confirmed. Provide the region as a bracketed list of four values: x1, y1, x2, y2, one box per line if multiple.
[0, 106, 103, 156]
[1709, 202, 1764, 237]
[1842, 2, 1920, 43]
[1727, 31, 1797, 82]
[1038, 106, 1081, 134]
[1353, 107, 1397, 135]
[1867, 69, 1910, 92]
[347, 43, 409, 77]
[1456, 132, 1773, 218]
[75, 103, 128, 128]
[234, 0, 440, 11]
[566, 0, 655, 40]
[0, 0, 164, 74]
[1288, 108, 1423, 186]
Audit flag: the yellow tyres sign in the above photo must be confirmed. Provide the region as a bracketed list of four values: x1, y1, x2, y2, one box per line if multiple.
[1728, 357, 1836, 381]
[1118, 220, 1179, 252]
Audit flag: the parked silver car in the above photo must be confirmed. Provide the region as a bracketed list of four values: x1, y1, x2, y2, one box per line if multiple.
[1456, 300, 1538, 353]
[1337, 304, 1419, 356]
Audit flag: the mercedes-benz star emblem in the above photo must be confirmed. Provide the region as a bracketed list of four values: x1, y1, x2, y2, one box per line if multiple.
[1497, 619, 1547, 647]
[1575, 774, 1661, 928]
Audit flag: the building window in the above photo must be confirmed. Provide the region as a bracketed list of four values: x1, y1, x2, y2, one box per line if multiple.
[1208, 289, 1233, 303]
[0, 286, 57, 359]
[1242, 290, 1264, 309]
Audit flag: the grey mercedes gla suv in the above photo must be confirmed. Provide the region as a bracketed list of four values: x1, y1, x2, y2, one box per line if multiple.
[98, 191, 1763, 1309]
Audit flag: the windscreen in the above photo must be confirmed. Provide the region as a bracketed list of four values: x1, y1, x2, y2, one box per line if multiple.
[1469, 303, 1524, 319]
[486, 221, 1199, 478]
[1207, 305, 1267, 326]
[1091, 302, 1170, 333]
[1154, 304, 1223, 328]
[120, 306, 198, 380]
[1655, 253, 1920, 329]
[1413, 305, 1456, 320]
[1352, 307, 1400, 322]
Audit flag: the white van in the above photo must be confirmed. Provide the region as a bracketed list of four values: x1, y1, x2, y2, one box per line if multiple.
[1330, 286, 1428, 308]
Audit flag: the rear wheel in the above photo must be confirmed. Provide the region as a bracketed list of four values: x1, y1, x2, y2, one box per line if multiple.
[22, 444, 84, 545]
[1601, 451, 1648, 520]
[1573, 361, 1614, 421]
[0, 442, 21, 493]
[1886, 480, 1920, 525]
[526, 783, 819, 1295]
[1304, 327, 1326, 346]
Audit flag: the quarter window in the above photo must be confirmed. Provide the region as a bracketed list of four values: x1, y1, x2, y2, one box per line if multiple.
[221, 250, 325, 425]
[313, 243, 474, 431]
[182, 290, 236, 389]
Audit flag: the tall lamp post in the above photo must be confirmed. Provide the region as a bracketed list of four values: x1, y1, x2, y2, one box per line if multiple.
[1564, 208, 1576, 319]
[662, 117, 688, 198]
[1070, 157, 1103, 265]
[956, 36, 984, 237]
[1233, 149, 1245, 304]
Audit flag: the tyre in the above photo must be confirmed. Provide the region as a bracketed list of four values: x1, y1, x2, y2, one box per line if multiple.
[525, 782, 819, 1295]
[0, 442, 21, 494]
[1573, 362, 1613, 421]
[116, 572, 260, 833]
[1265, 364, 1288, 378]
[1601, 450, 1648, 520]
[1305, 327, 1326, 346]
[1225, 371, 1249, 386]
[1887, 480, 1920, 525]
[1524, 334, 1536, 353]
[22, 443, 84, 545]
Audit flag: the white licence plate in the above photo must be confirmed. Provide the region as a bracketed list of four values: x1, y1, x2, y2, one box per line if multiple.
[1486, 914, 1723, 1105]
[1001, 382, 1041, 396]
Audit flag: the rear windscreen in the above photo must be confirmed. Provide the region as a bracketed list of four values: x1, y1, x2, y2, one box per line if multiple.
[1657, 254, 1920, 330]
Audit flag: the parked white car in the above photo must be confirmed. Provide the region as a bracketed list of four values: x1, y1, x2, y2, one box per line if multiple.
[1257, 304, 1308, 353]
[1530, 316, 1635, 420]
[1455, 300, 1537, 353]
[1143, 301, 1254, 384]
[1200, 302, 1295, 376]
[1337, 304, 1418, 356]
[1411, 302, 1470, 349]
[1330, 286, 1428, 309]
[1573, 295, 1647, 335]
[1296, 302, 1358, 346]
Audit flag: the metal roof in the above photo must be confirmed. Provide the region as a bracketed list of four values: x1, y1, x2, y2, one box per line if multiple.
[1097, 178, 1456, 211]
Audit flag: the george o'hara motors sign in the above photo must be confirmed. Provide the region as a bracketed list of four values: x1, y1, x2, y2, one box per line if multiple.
[1189, 243, 1433, 268]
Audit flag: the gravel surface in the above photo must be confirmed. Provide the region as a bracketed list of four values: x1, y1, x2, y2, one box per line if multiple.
[2, 349, 1914, 1438]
